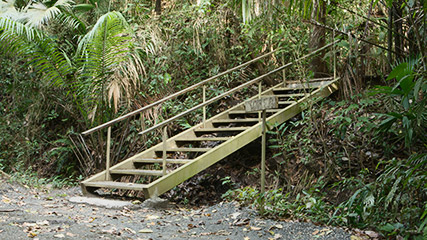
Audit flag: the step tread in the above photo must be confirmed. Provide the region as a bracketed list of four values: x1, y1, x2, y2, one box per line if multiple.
[273, 85, 318, 91]
[110, 169, 164, 176]
[229, 109, 280, 114]
[175, 137, 231, 142]
[156, 147, 212, 152]
[84, 181, 148, 190]
[194, 127, 249, 132]
[133, 158, 191, 164]
[266, 93, 306, 98]
[212, 118, 260, 123]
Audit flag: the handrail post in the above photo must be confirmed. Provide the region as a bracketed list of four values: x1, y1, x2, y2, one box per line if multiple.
[162, 126, 167, 176]
[258, 81, 262, 120]
[203, 85, 206, 128]
[282, 54, 286, 86]
[105, 126, 111, 181]
[333, 29, 337, 79]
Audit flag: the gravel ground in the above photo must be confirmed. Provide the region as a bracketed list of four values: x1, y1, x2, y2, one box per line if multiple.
[0, 177, 352, 240]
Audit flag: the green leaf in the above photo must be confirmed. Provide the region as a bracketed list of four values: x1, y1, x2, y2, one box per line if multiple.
[73, 4, 95, 12]
[398, 75, 414, 95]
[379, 223, 395, 232]
[387, 62, 408, 81]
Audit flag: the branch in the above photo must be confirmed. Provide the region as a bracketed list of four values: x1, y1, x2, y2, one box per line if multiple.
[305, 19, 404, 57]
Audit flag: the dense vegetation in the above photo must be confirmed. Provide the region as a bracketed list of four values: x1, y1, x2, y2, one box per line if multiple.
[1, 0, 425, 238]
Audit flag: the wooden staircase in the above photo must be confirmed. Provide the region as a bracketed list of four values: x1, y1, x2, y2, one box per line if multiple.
[80, 41, 340, 198]
[81, 78, 339, 198]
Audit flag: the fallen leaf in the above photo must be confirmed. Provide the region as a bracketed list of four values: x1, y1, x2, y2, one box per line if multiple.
[250, 226, 262, 231]
[244, 237, 250, 240]
[138, 229, 153, 233]
[1, 197, 11, 204]
[269, 233, 282, 240]
[28, 232, 38, 238]
[274, 224, 283, 229]
[54, 234, 65, 238]
[365, 231, 379, 238]
[65, 232, 75, 237]
[146, 215, 159, 220]
[124, 227, 136, 234]
[232, 218, 250, 226]
[230, 212, 241, 219]
[350, 236, 362, 240]
[36, 220, 49, 226]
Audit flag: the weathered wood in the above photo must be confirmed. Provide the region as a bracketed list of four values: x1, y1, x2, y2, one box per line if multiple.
[110, 169, 164, 176]
[194, 127, 249, 134]
[142, 80, 339, 197]
[244, 96, 278, 112]
[229, 109, 280, 115]
[133, 158, 191, 164]
[84, 181, 148, 191]
[175, 137, 231, 142]
[155, 147, 212, 153]
[212, 118, 260, 124]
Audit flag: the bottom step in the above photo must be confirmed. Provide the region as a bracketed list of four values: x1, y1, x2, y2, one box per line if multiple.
[83, 181, 148, 191]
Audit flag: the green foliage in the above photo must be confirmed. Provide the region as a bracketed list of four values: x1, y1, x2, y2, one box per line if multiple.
[374, 58, 427, 149]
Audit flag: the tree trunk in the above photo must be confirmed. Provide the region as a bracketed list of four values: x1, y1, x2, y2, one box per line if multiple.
[155, 0, 161, 15]
[309, 0, 328, 78]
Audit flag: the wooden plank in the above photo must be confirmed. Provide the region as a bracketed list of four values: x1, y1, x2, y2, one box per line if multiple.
[278, 101, 297, 105]
[133, 159, 192, 164]
[154, 147, 211, 152]
[265, 93, 306, 98]
[194, 127, 249, 133]
[244, 96, 278, 112]
[84, 181, 148, 191]
[110, 169, 164, 176]
[229, 109, 280, 114]
[175, 137, 231, 142]
[212, 118, 259, 124]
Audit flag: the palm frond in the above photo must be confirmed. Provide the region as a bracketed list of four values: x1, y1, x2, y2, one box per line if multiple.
[25, 0, 74, 28]
[77, 11, 128, 55]
[78, 11, 144, 113]
[0, 16, 43, 41]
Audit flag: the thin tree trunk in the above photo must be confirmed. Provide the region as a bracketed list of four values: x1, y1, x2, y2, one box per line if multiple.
[155, 0, 161, 15]
[309, 0, 328, 78]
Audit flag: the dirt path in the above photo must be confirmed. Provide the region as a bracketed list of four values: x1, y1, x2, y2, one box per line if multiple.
[0, 177, 351, 240]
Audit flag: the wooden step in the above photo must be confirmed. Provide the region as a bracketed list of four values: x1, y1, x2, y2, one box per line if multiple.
[175, 137, 231, 142]
[133, 158, 191, 164]
[278, 101, 296, 105]
[212, 118, 259, 124]
[110, 169, 164, 176]
[194, 127, 249, 134]
[273, 85, 319, 91]
[267, 93, 306, 98]
[155, 147, 212, 153]
[83, 181, 148, 191]
[229, 109, 280, 115]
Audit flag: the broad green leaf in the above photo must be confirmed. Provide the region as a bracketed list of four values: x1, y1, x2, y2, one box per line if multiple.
[387, 62, 407, 81]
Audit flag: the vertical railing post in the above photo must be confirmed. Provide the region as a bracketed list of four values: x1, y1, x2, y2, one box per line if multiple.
[105, 126, 111, 181]
[282, 54, 286, 86]
[258, 81, 262, 120]
[203, 85, 206, 128]
[333, 29, 337, 79]
[162, 126, 167, 176]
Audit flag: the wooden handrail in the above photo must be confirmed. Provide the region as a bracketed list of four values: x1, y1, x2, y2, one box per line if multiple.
[139, 40, 340, 135]
[81, 50, 279, 135]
